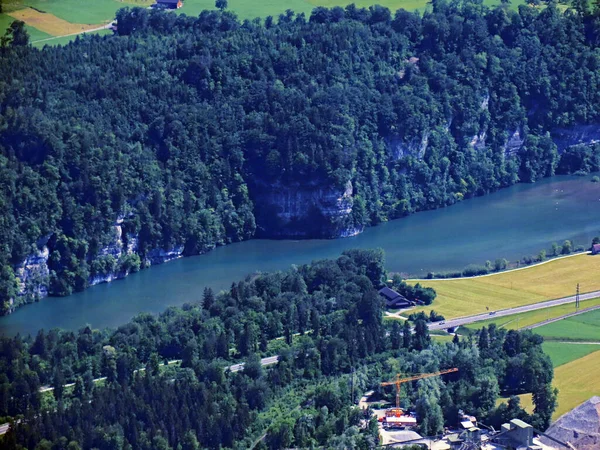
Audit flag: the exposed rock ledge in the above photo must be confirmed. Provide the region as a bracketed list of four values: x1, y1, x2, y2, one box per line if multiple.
[15, 244, 50, 304]
[252, 180, 359, 239]
[11, 221, 186, 313]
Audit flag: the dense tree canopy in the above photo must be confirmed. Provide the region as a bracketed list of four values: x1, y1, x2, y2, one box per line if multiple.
[0, 250, 556, 449]
[2, 2, 600, 314]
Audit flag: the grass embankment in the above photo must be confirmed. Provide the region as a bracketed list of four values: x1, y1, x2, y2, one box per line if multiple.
[535, 308, 600, 342]
[407, 253, 600, 319]
[462, 297, 600, 331]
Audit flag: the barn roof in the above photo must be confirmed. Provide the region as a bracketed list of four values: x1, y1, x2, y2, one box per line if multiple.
[378, 286, 402, 300]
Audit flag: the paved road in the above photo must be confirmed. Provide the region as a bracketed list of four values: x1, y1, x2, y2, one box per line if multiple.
[230, 355, 279, 372]
[428, 290, 600, 331]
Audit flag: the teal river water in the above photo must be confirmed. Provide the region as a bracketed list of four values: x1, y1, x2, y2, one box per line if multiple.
[2, 175, 600, 337]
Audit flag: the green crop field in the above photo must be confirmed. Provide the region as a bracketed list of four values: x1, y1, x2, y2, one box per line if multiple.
[542, 341, 600, 367]
[534, 308, 600, 341]
[462, 298, 600, 331]
[408, 254, 600, 319]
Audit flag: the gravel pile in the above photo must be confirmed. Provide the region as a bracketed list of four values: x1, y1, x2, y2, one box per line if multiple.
[542, 396, 600, 449]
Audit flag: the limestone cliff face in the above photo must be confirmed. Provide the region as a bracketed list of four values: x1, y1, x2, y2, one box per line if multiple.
[504, 128, 525, 156]
[15, 244, 50, 306]
[13, 217, 185, 308]
[387, 133, 430, 160]
[88, 216, 183, 286]
[551, 124, 600, 151]
[252, 180, 360, 238]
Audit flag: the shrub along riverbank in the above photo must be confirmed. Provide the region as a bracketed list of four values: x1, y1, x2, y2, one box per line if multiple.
[421, 239, 590, 280]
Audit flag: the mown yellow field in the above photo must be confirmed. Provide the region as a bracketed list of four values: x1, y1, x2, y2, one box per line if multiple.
[495, 350, 600, 420]
[7, 8, 106, 36]
[497, 393, 534, 414]
[552, 350, 600, 419]
[407, 254, 600, 319]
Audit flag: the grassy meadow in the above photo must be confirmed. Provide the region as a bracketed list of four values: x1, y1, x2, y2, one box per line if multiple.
[534, 308, 600, 341]
[407, 253, 600, 319]
[542, 341, 600, 367]
[0, 0, 531, 45]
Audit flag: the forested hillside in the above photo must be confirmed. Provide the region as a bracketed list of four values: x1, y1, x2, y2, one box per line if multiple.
[2, 1, 600, 313]
[0, 250, 557, 449]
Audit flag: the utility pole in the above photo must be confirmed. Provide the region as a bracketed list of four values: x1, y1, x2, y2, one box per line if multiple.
[576, 283, 580, 310]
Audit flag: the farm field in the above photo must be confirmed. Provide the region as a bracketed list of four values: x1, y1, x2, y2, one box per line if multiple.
[542, 341, 600, 368]
[0, 10, 51, 41]
[0, 0, 529, 45]
[462, 297, 600, 331]
[6, 7, 106, 35]
[407, 253, 600, 319]
[534, 308, 600, 341]
[498, 339, 600, 420]
[496, 345, 600, 420]
[551, 350, 600, 419]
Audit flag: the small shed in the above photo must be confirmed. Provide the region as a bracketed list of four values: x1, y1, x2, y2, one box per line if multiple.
[378, 287, 414, 308]
[592, 243, 600, 255]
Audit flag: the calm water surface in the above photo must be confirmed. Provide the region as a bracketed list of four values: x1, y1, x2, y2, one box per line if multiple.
[2, 175, 600, 336]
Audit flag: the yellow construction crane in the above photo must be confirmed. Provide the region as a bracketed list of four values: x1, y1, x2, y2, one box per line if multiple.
[381, 368, 459, 410]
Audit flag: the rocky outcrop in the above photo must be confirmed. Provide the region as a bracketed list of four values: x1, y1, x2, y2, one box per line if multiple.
[551, 124, 600, 151]
[253, 180, 358, 238]
[98, 216, 125, 259]
[14, 215, 185, 302]
[470, 130, 487, 151]
[504, 128, 525, 156]
[15, 244, 50, 304]
[387, 132, 430, 160]
[146, 246, 184, 265]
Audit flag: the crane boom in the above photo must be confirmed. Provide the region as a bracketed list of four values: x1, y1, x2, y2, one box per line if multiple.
[380, 368, 458, 409]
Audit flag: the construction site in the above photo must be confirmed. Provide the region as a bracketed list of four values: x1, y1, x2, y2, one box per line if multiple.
[359, 369, 584, 450]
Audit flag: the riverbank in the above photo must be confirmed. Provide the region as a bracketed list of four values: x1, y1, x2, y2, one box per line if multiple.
[408, 250, 590, 282]
[2, 174, 600, 337]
